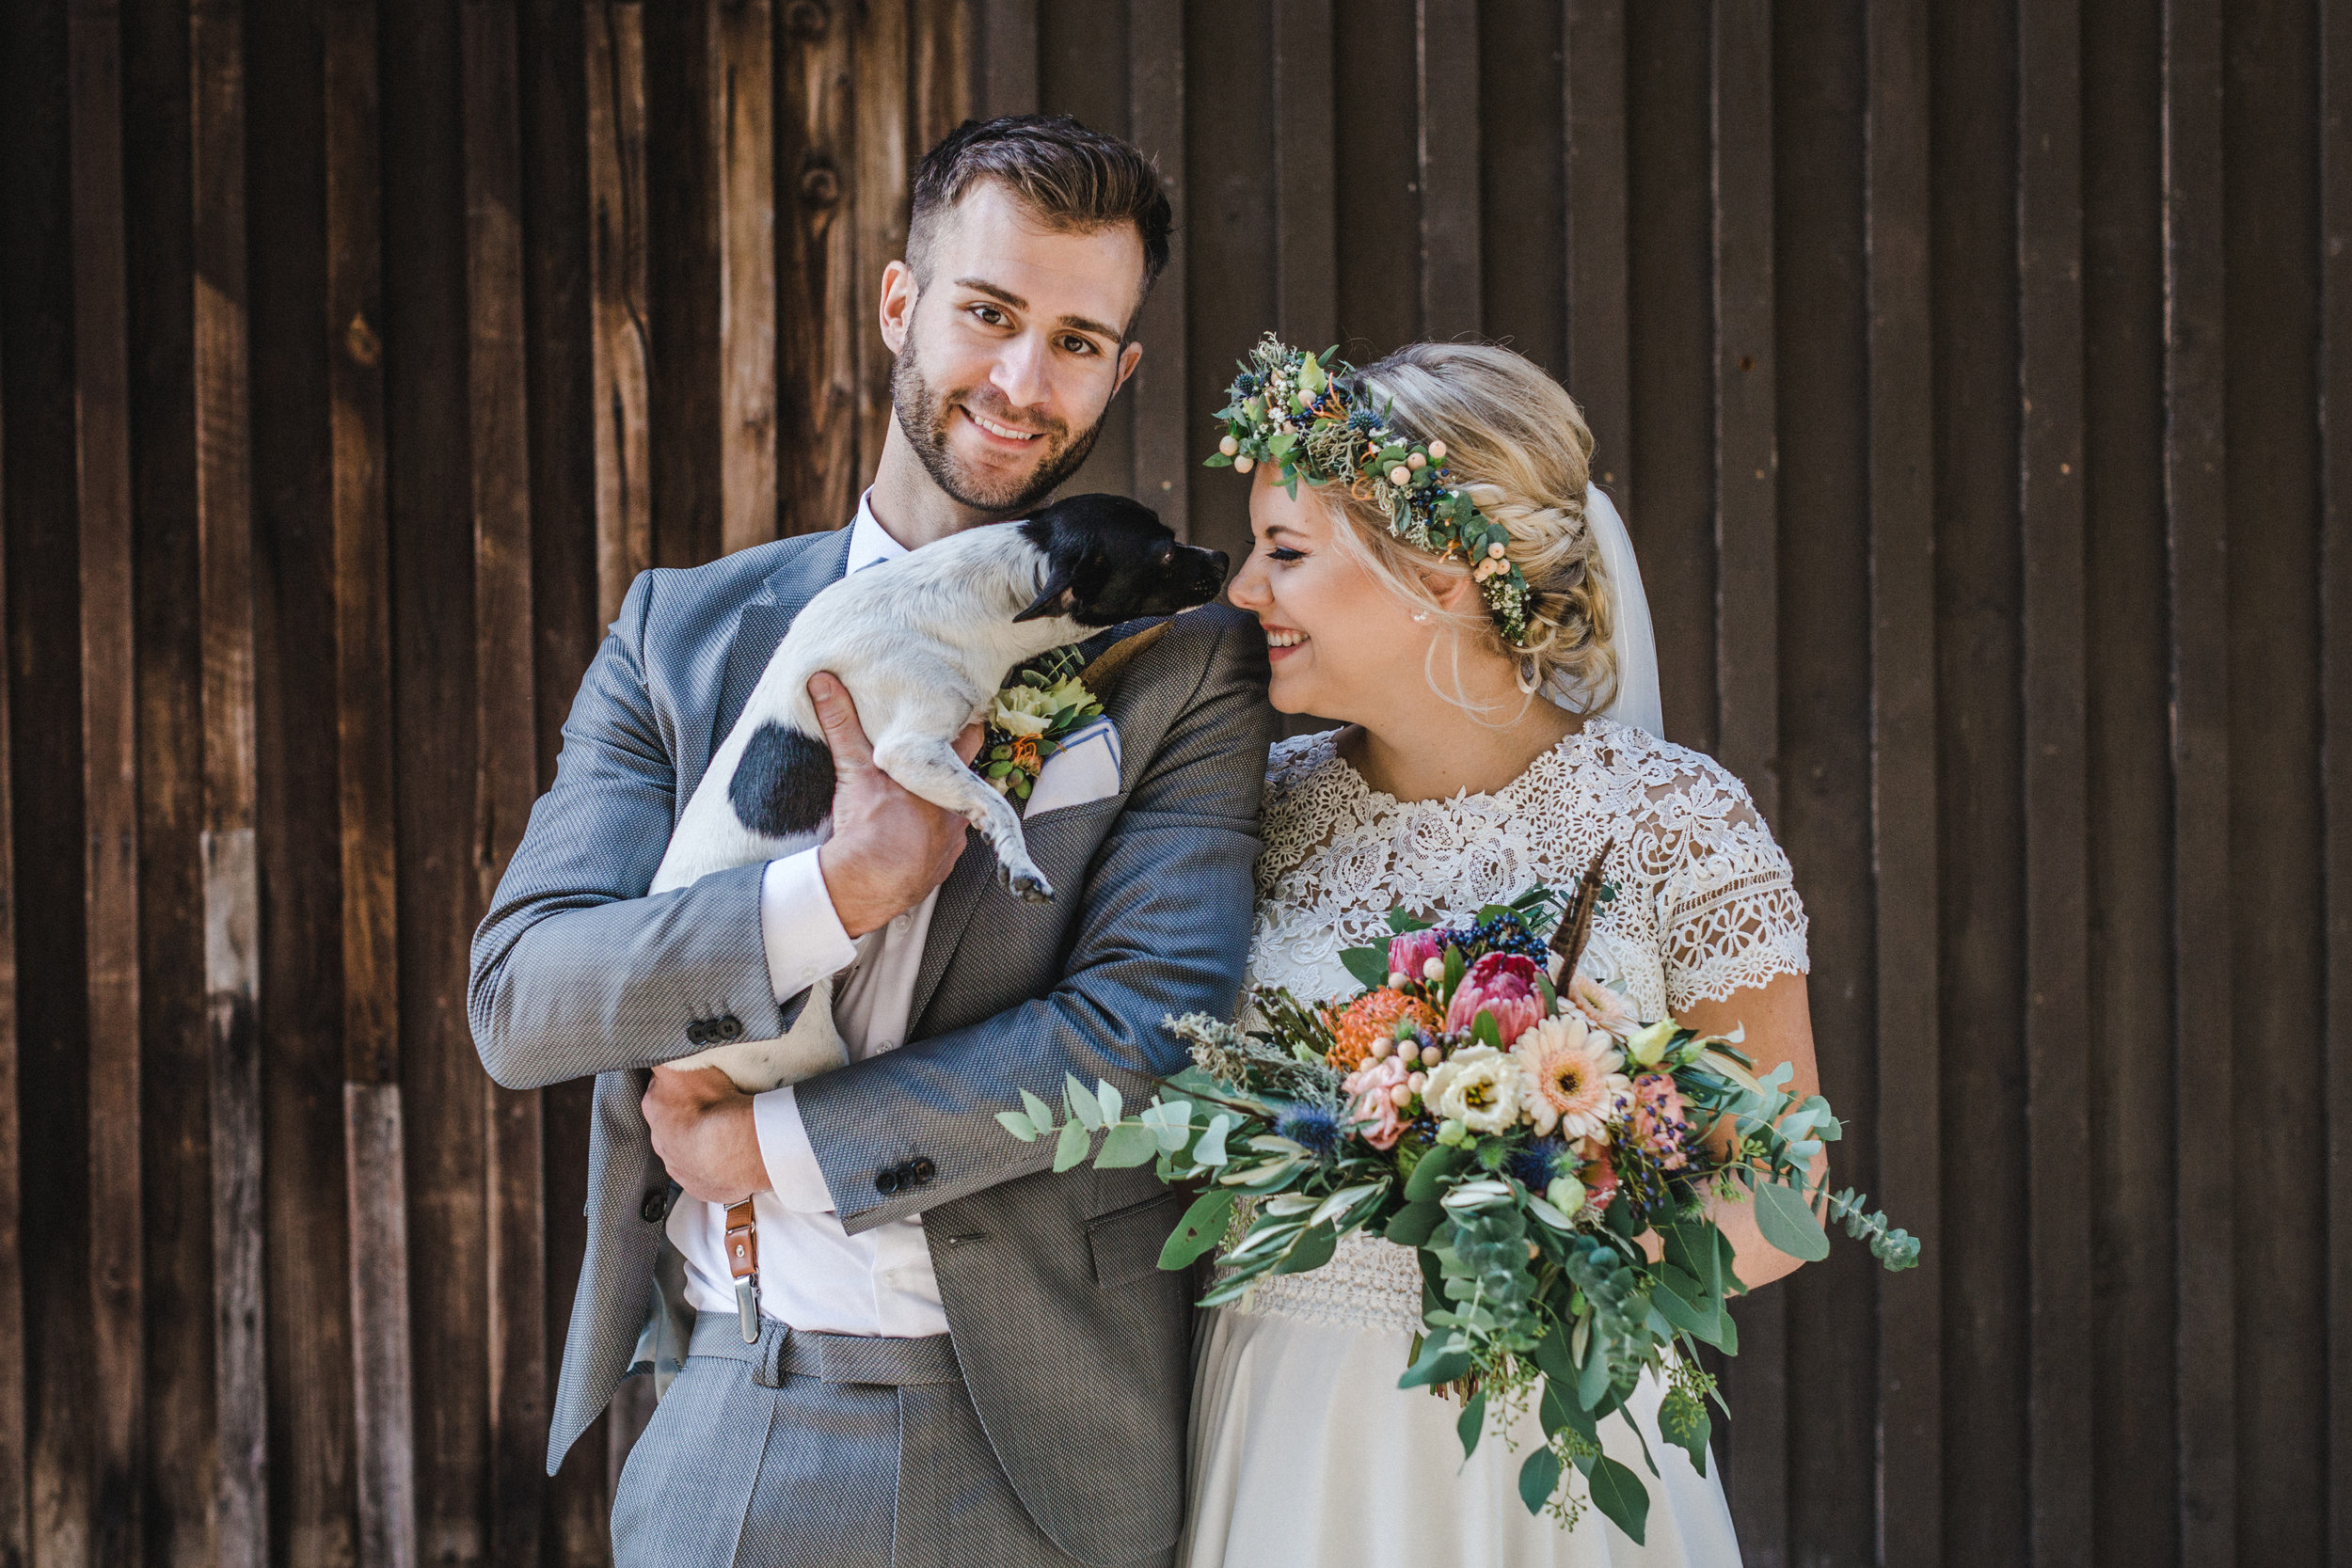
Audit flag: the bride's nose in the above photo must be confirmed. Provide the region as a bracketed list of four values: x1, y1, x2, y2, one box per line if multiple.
[1227, 550, 1271, 610]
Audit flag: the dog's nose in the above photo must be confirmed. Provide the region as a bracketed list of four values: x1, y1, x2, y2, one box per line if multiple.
[1203, 548, 1231, 578]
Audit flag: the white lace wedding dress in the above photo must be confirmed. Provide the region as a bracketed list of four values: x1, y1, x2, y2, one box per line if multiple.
[1180, 719, 1810, 1568]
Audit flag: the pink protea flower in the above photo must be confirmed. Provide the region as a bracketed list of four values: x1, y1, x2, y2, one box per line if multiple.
[1444, 952, 1547, 1046]
[1341, 1052, 1413, 1149]
[1388, 929, 1445, 985]
[1567, 974, 1640, 1040]
[1630, 1071, 1693, 1169]
[1510, 1014, 1632, 1140]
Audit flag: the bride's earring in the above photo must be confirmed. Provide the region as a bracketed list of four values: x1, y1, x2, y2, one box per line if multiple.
[1412, 611, 1430, 624]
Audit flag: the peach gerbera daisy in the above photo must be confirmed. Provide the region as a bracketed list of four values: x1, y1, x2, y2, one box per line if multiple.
[1510, 1014, 1631, 1141]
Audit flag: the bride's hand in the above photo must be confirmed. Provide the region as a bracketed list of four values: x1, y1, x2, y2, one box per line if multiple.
[1672, 971, 1824, 1292]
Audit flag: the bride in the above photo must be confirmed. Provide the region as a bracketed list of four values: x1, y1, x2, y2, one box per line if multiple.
[1183, 341, 1820, 1566]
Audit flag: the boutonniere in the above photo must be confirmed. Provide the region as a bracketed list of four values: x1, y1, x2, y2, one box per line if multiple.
[979, 646, 1104, 801]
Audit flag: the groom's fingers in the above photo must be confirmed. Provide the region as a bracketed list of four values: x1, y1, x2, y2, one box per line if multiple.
[807, 672, 874, 769]
[953, 721, 984, 765]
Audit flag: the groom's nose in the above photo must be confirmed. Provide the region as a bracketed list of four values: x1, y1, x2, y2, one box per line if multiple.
[990, 332, 1052, 412]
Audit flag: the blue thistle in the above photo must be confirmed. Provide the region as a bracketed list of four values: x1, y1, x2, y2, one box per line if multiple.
[1503, 1136, 1572, 1193]
[1274, 1103, 1343, 1158]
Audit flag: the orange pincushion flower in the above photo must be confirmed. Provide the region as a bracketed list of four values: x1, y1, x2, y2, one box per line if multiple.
[1322, 989, 1440, 1073]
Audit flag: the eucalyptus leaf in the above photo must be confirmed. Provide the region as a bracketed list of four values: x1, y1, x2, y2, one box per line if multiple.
[1457, 1389, 1488, 1460]
[1272, 1222, 1339, 1275]
[1095, 1123, 1158, 1168]
[1518, 1447, 1564, 1516]
[1585, 1455, 1650, 1544]
[1397, 1331, 1474, 1390]
[1096, 1080, 1124, 1127]
[1053, 1118, 1092, 1174]
[1019, 1089, 1057, 1133]
[1064, 1074, 1104, 1132]
[1754, 1180, 1831, 1262]
[994, 1110, 1038, 1142]
[1158, 1189, 1235, 1270]
[1339, 945, 1391, 990]
[1193, 1114, 1234, 1166]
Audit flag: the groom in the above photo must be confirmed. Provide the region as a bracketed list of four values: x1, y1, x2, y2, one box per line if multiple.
[469, 116, 1272, 1567]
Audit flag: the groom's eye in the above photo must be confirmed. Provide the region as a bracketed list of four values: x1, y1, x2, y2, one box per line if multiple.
[969, 304, 1008, 326]
[1057, 334, 1098, 356]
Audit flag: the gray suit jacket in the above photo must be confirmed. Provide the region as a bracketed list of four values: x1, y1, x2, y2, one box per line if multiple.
[469, 524, 1273, 1566]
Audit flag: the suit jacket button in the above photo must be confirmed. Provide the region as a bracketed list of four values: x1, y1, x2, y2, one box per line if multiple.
[641, 1188, 670, 1223]
[910, 1157, 936, 1184]
[686, 1020, 710, 1046]
[717, 1015, 743, 1041]
[875, 1168, 900, 1196]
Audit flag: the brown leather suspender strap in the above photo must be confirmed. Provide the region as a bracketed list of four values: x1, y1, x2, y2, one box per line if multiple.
[724, 1198, 760, 1342]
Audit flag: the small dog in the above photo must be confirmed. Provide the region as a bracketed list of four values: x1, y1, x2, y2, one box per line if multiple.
[651, 493, 1230, 1091]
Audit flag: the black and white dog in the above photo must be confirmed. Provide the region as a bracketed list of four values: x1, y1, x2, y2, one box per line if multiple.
[652, 493, 1230, 1090]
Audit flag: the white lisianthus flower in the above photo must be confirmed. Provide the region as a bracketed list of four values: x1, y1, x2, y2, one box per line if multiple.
[988, 685, 1060, 737]
[1422, 1044, 1526, 1135]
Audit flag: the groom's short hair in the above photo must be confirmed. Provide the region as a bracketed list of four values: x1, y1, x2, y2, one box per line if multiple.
[907, 116, 1173, 318]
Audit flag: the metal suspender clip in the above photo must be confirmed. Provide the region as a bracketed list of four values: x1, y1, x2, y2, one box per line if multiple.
[724, 1197, 759, 1343]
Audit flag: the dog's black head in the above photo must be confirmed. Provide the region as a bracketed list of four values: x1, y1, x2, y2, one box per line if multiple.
[1012, 494, 1230, 626]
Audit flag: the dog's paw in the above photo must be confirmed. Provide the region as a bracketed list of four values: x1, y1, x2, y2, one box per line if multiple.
[999, 862, 1055, 904]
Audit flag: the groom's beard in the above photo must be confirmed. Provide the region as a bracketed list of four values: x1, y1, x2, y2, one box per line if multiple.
[890, 338, 1111, 515]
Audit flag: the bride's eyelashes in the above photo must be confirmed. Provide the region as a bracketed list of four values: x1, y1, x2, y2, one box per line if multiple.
[1264, 546, 1305, 563]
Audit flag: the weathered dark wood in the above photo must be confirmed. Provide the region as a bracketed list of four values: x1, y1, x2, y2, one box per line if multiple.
[2163, 0, 2233, 1561]
[1474, 1, 1565, 382]
[1864, 3, 1940, 1561]
[2326, 2, 2352, 1556]
[588, 0, 653, 626]
[69, 2, 147, 1557]
[912, 0, 970, 153]
[324, 3, 418, 1562]
[1415, 0, 1479, 341]
[977, 0, 1037, 118]
[779, 0, 854, 539]
[0, 230, 21, 1568]
[1708, 5, 1782, 1560]
[1038, 0, 1135, 503]
[1271, 0, 1334, 353]
[1129, 0, 1188, 533]
[1565, 0, 1629, 494]
[2017, 4, 2090, 1564]
[189, 4, 267, 1561]
[719, 0, 781, 548]
[852, 0, 913, 509]
[462, 4, 548, 1563]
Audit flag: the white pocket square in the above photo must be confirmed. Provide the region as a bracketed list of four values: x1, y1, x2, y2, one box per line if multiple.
[1024, 717, 1122, 815]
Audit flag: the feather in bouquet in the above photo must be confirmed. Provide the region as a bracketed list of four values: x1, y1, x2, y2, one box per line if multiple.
[995, 847, 1919, 1541]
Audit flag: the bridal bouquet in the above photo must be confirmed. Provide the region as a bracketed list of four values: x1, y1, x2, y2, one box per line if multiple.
[996, 854, 1917, 1541]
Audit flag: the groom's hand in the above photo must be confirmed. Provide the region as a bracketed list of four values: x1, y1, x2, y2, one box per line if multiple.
[644, 1064, 769, 1204]
[809, 672, 983, 939]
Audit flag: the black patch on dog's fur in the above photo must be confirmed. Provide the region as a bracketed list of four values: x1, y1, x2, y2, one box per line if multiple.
[1017, 494, 1230, 626]
[730, 721, 834, 838]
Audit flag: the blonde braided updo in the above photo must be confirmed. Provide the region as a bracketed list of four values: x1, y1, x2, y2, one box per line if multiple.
[1322, 341, 1617, 713]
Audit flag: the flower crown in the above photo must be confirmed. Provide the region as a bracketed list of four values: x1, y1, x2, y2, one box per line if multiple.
[1202, 333, 1533, 644]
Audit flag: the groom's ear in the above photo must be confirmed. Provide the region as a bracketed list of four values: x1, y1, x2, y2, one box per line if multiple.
[878, 259, 918, 352]
[1111, 340, 1144, 398]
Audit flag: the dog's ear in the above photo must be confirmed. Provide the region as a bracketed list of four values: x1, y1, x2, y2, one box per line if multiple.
[1013, 570, 1078, 622]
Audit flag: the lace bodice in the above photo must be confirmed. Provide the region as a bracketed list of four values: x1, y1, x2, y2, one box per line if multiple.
[1232, 718, 1810, 1334]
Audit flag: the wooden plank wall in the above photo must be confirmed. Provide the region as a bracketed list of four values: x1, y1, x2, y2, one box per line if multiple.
[0, 3, 2346, 1565]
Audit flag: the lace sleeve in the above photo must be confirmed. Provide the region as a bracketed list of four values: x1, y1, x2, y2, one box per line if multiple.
[1645, 761, 1810, 1011]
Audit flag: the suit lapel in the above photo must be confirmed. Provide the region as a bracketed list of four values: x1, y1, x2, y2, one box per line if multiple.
[695, 528, 855, 798]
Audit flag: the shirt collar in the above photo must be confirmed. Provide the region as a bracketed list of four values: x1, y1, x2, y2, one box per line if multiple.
[847, 490, 910, 575]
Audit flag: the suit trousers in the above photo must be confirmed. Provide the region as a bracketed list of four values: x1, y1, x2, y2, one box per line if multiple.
[612, 1313, 1106, 1568]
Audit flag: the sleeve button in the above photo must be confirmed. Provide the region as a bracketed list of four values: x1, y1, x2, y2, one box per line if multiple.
[910, 1157, 936, 1184]
[686, 1019, 710, 1045]
[718, 1015, 743, 1041]
[874, 1168, 901, 1196]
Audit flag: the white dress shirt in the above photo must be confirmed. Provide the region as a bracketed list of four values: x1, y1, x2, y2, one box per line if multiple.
[667, 493, 952, 1336]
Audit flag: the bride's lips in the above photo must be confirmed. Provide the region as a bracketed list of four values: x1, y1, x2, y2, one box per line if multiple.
[1262, 624, 1308, 661]
[956, 404, 1047, 451]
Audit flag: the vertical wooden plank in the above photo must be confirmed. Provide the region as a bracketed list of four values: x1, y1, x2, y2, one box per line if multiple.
[1565, 0, 1630, 495]
[911, 0, 971, 153]
[461, 4, 546, 1562]
[2162, 0, 2233, 1560]
[977, 0, 1037, 118]
[0, 218, 26, 1568]
[1129, 0, 1187, 531]
[852, 0, 912, 497]
[67, 1, 146, 1557]
[718, 0, 780, 548]
[1708, 3, 1781, 1560]
[778, 0, 853, 538]
[1272, 0, 1334, 353]
[2324, 2, 2352, 1556]
[1416, 0, 1480, 340]
[189, 4, 266, 1561]
[2017, 3, 2090, 1562]
[587, 0, 653, 626]
[324, 1, 418, 1561]
[1865, 3, 1941, 1562]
